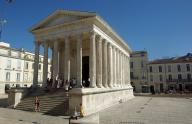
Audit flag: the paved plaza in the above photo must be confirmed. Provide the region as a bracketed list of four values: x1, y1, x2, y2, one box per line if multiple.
[0, 96, 192, 124]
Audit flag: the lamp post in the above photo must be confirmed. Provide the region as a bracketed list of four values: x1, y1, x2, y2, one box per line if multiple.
[0, 18, 7, 41]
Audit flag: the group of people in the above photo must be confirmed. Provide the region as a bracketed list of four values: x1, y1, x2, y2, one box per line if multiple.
[45, 76, 77, 91]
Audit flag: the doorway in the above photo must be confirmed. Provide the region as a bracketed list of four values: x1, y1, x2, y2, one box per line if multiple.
[179, 84, 183, 91]
[82, 56, 89, 87]
[150, 85, 155, 94]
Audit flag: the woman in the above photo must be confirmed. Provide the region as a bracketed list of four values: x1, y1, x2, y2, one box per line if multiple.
[34, 96, 40, 112]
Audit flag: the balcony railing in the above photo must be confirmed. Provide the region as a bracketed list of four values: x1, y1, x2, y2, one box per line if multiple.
[166, 79, 192, 83]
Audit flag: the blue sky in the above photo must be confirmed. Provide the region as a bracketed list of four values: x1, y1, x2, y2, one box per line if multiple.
[0, 0, 192, 60]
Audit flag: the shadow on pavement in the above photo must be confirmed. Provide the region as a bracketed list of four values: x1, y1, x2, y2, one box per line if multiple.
[0, 97, 8, 108]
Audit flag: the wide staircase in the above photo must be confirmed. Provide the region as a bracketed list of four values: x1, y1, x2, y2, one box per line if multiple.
[16, 88, 69, 116]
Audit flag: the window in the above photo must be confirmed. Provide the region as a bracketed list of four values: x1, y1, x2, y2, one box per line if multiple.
[178, 74, 182, 80]
[141, 61, 144, 68]
[186, 64, 190, 71]
[168, 65, 171, 72]
[38, 64, 41, 70]
[159, 75, 163, 81]
[25, 62, 29, 69]
[130, 62, 133, 68]
[24, 73, 28, 82]
[7, 60, 11, 69]
[159, 66, 162, 72]
[130, 72, 134, 79]
[149, 66, 153, 72]
[187, 74, 191, 81]
[16, 73, 20, 82]
[168, 74, 172, 81]
[150, 75, 153, 81]
[6, 72, 10, 81]
[17, 60, 21, 69]
[177, 65, 181, 72]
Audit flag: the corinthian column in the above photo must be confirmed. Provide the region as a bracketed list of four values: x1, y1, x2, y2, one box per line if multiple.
[43, 42, 48, 86]
[120, 52, 122, 87]
[108, 43, 113, 88]
[113, 47, 116, 87]
[33, 41, 40, 86]
[76, 35, 82, 87]
[96, 35, 103, 88]
[127, 57, 131, 86]
[116, 49, 119, 87]
[102, 40, 108, 88]
[64, 36, 70, 82]
[122, 54, 125, 87]
[52, 40, 59, 87]
[89, 31, 96, 88]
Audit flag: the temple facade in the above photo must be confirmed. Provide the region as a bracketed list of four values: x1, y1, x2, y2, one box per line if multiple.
[30, 9, 134, 116]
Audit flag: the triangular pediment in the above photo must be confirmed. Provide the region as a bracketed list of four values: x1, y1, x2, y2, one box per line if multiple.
[30, 9, 96, 32]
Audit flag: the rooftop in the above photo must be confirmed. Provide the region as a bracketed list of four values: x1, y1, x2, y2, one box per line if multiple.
[149, 53, 192, 64]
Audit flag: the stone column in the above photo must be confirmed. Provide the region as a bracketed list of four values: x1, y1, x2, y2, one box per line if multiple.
[43, 42, 48, 86]
[64, 36, 70, 82]
[51, 48, 54, 79]
[107, 43, 113, 88]
[122, 54, 125, 87]
[113, 47, 116, 87]
[102, 40, 108, 88]
[116, 49, 119, 87]
[89, 32, 96, 88]
[127, 57, 131, 86]
[52, 41, 59, 87]
[125, 56, 127, 86]
[76, 35, 82, 87]
[96, 35, 103, 88]
[33, 41, 40, 86]
[120, 52, 123, 87]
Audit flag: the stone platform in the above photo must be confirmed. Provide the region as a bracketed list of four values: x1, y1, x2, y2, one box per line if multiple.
[69, 86, 134, 116]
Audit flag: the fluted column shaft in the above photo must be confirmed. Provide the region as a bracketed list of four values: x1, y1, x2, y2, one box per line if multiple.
[113, 47, 116, 87]
[108, 43, 113, 88]
[76, 35, 82, 87]
[52, 41, 59, 87]
[43, 42, 48, 86]
[102, 40, 108, 87]
[89, 32, 96, 88]
[33, 41, 40, 86]
[96, 36, 103, 87]
[116, 49, 119, 87]
[120, 52, 123, 87]
[64, 37, 70, 82]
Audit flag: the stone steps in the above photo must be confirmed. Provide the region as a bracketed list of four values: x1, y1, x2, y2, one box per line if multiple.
[16, 88, 69, 116]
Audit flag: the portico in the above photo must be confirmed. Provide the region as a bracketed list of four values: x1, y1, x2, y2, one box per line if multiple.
[30, 9, 134, 116]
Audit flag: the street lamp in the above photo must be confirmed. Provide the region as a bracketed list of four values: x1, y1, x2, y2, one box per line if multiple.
[0, 18, 7, 41]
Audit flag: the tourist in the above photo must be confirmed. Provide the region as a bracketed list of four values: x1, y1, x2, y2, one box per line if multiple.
[34, 96, 40, 112]
[46, 78, 50, 88]
[80, 103, 84, 117]
[65, 80, 69, 92]
[57, 78, 61, 88]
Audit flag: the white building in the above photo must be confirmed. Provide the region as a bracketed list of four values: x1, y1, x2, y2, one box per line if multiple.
[0, 42, 51, 94]
[130, 51, 149, 93]
[148, 53, 192, 93]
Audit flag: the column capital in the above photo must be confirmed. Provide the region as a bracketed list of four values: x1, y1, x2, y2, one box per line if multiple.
[96, 35, 102, 42]
[89, 30, 96, 37]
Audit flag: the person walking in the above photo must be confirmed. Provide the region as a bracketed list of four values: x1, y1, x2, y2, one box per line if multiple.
[34, 96, 40, 112]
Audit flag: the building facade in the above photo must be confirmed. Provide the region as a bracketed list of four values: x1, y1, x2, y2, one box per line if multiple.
[30, 10, 134, 116]
[130, 51, 149, 93]
[0, 42, 51, 94]
[148, 53, 192, 93]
